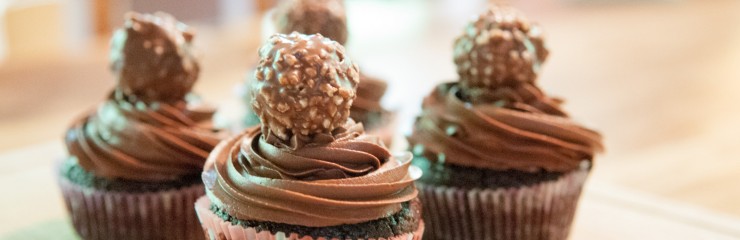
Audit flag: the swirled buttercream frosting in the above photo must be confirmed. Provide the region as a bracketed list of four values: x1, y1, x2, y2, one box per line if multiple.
[350, 74, 390, 128]
[65, 12, 222, 181]
[204, 120, 420, 227]
[210, 33, 419, 227]
[66, 95, 222, 181]
[408, 82, 603, 173]
[409, 5, 603, 173]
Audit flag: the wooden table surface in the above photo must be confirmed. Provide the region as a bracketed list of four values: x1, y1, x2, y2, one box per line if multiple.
[2, 0, 740, 238]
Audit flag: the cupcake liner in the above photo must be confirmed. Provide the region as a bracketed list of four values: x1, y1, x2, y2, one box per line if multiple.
[58, 176, 205, 240]
[417, 168, 589, 240]
[195, 196, 425, 240]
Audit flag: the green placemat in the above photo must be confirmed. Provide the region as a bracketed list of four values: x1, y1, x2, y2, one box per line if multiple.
[1, 219, 79, 240]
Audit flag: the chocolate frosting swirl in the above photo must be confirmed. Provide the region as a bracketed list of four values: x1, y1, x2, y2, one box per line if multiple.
[408, 82, 603, 173]
[66, 94, 222, 181]
[350, 73, 389, 125]
[204, 120, 420, 227]
[65, 12, 222, 182]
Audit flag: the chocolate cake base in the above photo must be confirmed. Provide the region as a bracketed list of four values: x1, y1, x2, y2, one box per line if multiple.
[412, 155, 571, 189]
[210, 199, 422, 239]
[60, 158, 202, 192]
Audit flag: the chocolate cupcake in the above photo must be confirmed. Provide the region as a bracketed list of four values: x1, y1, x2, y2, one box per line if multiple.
[243, 0, 397, 145]
[58, 12, 224, 240]
[407, 5, 604, 240]
[195, 32, 424, 240]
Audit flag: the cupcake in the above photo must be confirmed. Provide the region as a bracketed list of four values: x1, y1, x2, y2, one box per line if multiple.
[407, 5, 604, 240]
[243, 0, 397, 145]
[58, 12, 223, 240]
[195, 32, 424, 240]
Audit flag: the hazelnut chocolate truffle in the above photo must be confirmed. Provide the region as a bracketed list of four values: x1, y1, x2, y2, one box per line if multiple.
[195, 33, 424, 240]
[453, 6, 547, 91]
[251, 32, 359, 141]
[58, 12, 222, 240]
[111, 12, 199, 104]
[274, 0, 348, 44]
[241, 0, 397, 145]
[408, 5, 603, 240]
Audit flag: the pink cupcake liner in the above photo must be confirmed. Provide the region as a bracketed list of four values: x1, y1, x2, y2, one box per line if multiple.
[416, 168, 589, 240]
[58, 176, 205, 240]
[194, 196, 425, 240]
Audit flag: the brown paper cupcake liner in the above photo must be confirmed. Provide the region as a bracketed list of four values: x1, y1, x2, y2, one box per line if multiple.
[417, 168, 589, 240]
[58, 176, 205, 240]
[194, 196, 425, 240]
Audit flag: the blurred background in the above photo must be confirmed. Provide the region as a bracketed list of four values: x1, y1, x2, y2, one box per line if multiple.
[1, 0, 740, 239]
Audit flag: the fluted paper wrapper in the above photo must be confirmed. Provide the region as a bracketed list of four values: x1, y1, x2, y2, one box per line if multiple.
[195, 196, 425, 240]
[417, 168, 589, 240]
[58, 176, 205, 240]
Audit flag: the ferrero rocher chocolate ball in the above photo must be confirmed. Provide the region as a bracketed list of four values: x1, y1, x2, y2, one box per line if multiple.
[110, 12, 199, 103]
[274, 0, 348, 45]
[251, 32, 359, 141]
[453, 5, 548, 91]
